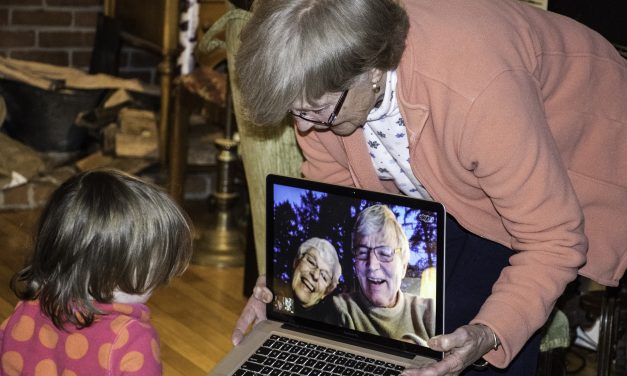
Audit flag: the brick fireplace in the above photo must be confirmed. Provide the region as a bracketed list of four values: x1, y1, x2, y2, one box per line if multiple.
[0, 0, 159, 84]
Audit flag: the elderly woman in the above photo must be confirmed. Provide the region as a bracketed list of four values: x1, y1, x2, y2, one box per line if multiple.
[232, 0, 627, 375]
[234, 237, 341, 340]
[331, 205, 434, 346]
[289, 237, 342, 313]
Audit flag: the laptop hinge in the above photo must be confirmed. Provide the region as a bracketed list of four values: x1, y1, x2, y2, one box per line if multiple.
[281, 323, 418, 360]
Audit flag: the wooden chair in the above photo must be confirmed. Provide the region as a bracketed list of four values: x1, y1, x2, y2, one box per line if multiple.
[101, 0, 231, 201]
[103, 0, 180, 168]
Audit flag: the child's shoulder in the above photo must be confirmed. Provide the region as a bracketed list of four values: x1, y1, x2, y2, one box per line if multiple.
[93, 302, 154, 336]
[96, 302, 151, 323]
[0, 300, 45, 344]
[1, 300, 41, 325]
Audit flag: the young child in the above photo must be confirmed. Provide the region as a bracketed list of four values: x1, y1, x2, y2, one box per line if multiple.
[0, 169, 193, 375]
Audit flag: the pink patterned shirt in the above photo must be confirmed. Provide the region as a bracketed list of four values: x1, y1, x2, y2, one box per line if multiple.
[0, 300, 162, 375]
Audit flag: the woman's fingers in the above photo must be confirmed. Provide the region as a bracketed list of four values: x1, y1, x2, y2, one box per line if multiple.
[232, 296, 264, 345]
[253, 286, 273, 303]
[232, 275, 271, 345]
[401, 325, 496, 376]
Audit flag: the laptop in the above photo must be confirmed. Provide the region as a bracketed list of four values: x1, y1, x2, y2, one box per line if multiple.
[209, 174, 446, 375]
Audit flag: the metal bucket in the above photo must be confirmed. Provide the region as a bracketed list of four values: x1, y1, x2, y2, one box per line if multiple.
[0, 78, 106, 152]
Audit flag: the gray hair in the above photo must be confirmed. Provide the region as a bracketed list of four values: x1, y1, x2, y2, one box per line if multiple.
[236, 0, 409, 125]
[295, 237, 341, 292]
[352, 205, 409, 263]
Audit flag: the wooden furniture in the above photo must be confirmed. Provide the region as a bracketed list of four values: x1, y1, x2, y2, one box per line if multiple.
[103, 0, 227, 199]
[103, 0, 179, 167]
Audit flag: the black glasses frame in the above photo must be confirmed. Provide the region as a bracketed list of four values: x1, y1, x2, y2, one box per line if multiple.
[289, 90, 349, 127]
[353, 245, 402, 263]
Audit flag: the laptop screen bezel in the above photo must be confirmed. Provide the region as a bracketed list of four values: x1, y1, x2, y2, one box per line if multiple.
[265, 174, 445, 360]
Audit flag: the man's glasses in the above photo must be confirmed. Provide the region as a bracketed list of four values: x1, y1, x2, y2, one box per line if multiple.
[289, 90, 348, 127]
[353, 245, 402, 263]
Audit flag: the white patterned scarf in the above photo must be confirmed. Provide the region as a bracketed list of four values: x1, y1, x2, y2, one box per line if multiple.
[363, 71, 432, 200]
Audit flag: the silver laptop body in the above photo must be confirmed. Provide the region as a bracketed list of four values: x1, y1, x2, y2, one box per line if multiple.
[209, 175, 446, 375]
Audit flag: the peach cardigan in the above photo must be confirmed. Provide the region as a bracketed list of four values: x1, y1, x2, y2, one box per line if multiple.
[295, 0, 627, 368]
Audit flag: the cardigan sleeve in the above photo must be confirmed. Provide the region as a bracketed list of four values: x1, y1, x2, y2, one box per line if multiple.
[461, 69, 587, 367]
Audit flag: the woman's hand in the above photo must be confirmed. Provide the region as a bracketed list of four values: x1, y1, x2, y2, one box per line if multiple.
[402, 324, 497, 376]
[232, 275, 274, 346]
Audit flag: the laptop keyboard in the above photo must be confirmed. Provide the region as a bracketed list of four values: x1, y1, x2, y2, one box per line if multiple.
[233, 334, 406, 376]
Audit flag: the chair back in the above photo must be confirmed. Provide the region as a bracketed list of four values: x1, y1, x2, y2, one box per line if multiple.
[199, 5, 304, 274]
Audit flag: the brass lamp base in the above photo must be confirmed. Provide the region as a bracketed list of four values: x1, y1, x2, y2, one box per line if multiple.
[192, 210, 246, 267]
[191, 136, 246, 267]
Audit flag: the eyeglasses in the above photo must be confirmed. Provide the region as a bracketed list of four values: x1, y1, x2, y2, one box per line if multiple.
[353, 245, 402, 263]
[289, 90, 348, 127]
[303, 254, 330, 283]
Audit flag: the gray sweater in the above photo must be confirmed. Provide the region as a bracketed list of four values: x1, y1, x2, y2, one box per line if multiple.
[331, 290, 435, 345]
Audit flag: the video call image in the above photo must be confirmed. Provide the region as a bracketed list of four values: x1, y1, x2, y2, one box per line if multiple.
[270, 185, 439, 346]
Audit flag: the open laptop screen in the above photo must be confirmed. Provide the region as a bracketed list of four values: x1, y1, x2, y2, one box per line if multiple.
[266, 175, 445, 359]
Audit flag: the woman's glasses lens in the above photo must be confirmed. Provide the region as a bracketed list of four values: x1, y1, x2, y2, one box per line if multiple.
[289, 90, 348, 127]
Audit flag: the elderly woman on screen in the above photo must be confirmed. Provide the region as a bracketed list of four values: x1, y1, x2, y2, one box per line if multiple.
[290, 237, 341, 313]
[231, 0, 627, 375]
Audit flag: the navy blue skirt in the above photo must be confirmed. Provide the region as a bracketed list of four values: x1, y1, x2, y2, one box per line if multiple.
[445, 215, 542, 375]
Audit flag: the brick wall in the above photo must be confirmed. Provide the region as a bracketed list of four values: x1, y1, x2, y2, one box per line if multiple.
[0, 0, 159, 84]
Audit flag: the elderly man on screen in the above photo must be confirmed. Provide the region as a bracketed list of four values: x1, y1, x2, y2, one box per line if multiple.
[330, 205, 435, 346]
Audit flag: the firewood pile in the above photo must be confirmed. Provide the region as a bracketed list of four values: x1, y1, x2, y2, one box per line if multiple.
[0, 58, 226, 210]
